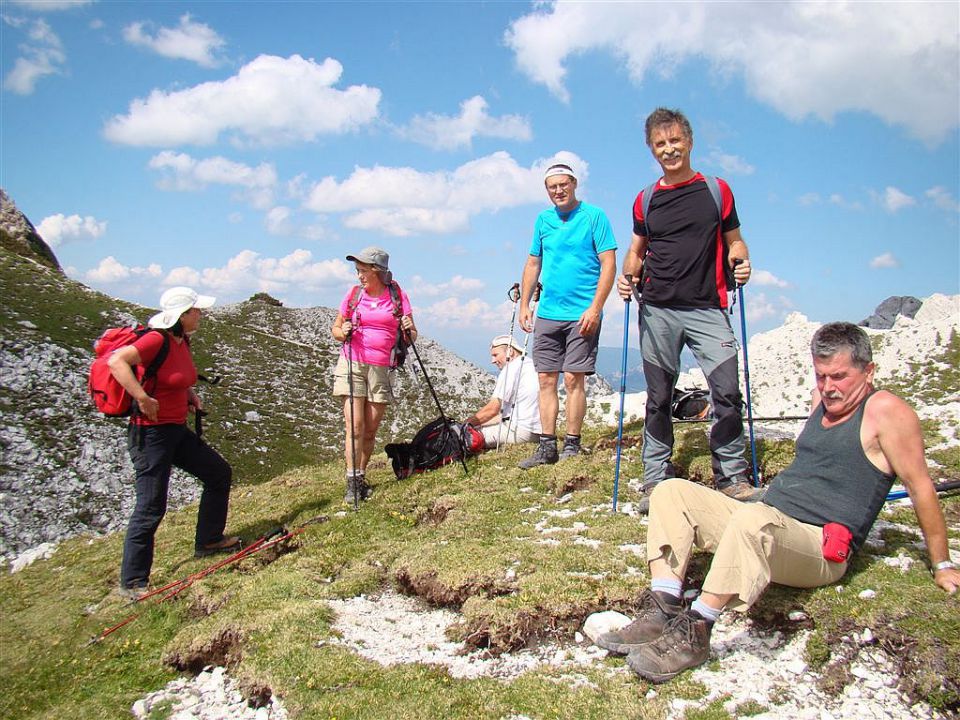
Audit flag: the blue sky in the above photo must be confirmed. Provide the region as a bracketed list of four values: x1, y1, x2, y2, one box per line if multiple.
[3, 0, 958, 369]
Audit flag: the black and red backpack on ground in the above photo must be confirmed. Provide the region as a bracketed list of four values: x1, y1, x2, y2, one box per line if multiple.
[385, 417, 484, 479]
[88, 325, 170, 416]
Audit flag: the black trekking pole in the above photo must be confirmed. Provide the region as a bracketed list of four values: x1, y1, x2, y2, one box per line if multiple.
[612, 276, 635, 513]
[407, 335, 469, 474]
[733, 260, 760, 487]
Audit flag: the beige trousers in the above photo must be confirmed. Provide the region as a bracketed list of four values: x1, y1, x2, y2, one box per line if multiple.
[646, 478, 848, 612]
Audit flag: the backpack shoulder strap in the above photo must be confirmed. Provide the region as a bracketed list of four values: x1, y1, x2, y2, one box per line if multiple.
[345, 285, 363, 320]
[701, 175, 723, 223]
[387, 281, 403, 318]
[138, 329, 171, 390]
[640, 181, 658, 238]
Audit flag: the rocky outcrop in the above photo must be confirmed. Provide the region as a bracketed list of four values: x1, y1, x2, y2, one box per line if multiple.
[860, 295, 922, 329]
[0, 189, 61, 273]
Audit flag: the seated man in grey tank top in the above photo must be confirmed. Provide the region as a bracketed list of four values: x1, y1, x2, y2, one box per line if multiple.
[595, 321, 959, 683]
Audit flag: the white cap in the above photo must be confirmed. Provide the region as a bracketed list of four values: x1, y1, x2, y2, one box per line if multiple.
[148, 286, 216, 329]
[490, 334, 524, 354]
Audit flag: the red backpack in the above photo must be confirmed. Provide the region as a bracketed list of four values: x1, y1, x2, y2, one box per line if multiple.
[88, 325, 170, 416]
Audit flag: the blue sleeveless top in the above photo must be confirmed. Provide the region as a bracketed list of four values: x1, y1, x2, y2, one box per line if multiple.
[764, 391, 895, 552]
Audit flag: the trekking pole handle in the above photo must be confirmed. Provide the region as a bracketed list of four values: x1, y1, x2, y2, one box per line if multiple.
[507, 283, 521, 302]
[533, 282, 542, 302]
[733, 258, 746, 288]
[623, 273, 642, 305]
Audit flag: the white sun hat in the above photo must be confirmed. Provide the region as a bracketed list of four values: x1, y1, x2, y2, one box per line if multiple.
[148, 286, 216, 329]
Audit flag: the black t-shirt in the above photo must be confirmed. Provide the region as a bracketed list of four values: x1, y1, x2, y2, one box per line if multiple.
[632, 174, 740, 309]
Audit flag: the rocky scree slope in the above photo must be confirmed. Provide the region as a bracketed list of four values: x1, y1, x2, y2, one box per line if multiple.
[0, 206, 493, 560]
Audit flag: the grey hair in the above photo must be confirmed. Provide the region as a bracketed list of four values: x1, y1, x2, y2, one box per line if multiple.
[811, 322, 873, 369]
[644, 107, 693, 147]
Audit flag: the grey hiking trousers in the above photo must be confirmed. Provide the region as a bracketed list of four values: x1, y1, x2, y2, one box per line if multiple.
[639, 304, 747, 487]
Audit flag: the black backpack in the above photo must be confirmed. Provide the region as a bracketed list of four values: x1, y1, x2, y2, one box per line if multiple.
[385, 418, 485, 479]
[672, 387, 712, 421]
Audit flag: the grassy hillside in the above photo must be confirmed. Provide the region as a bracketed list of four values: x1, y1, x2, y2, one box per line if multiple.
[0, 426, 957, 719]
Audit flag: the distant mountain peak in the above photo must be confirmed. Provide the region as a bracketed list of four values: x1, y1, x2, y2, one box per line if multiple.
[0, 188, 62, 274]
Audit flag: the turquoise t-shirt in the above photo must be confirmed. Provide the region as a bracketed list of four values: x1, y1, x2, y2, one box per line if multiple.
[530, 201, 617, 321]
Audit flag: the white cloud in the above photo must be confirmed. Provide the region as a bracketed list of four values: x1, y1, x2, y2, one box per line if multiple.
[2, 18, 65, 94]
[705, 149, 755, 176]
[879, 186, 915, 213]
[164, 266, 201, 287]
[409, 274, 486, 298]
[400, 95, 532, 150]
[926, 186, 960, 213]
[264, 206, 292, 236]
[798, 192, 820, 206]
[828, 193, 863, 211]
[36, 213, 107, 247]
[148, 151, 277, 196]
[190, 249, 355, 296]
[304, 150, 585, 236]
[8, 1, 93, 9]
[505, 2, 959, 144]
[103, 54, 381, 146]
[85, 256, 162, 283]
[751, 269, 789, 288]
[123, 14, 226, 68]
[415, 296, 507, 329]
[743, 291, 779, 323]
[869, 252, 899, 269]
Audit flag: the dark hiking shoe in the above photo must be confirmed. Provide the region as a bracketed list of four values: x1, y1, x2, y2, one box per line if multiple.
[559, 441, 582, 460]
[636, 483, 658, 515]
[625, 609, 713, 683]
[518, 439, 559, 469]
[596, 590, 683, 654]
[194, 536, 242, 558]
[716, 478, 766, 502]
[344, 476, 373, 504]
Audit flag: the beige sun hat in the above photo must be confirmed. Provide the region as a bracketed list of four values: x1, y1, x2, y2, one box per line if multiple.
[148, 286, 216, 329]
[490, 334, 524, 354]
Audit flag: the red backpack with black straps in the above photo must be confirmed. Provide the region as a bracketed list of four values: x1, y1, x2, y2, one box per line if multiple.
[88, 325, 170, 416]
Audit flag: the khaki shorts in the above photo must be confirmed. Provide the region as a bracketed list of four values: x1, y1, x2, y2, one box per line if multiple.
[332, 356, 393, 404]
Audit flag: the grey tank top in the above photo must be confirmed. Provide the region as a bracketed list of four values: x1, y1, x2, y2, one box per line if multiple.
[764, 390, 895, 552]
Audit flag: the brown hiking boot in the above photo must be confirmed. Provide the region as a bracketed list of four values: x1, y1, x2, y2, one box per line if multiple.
[595, 589, 682, 655]
[625, 609, 713, 683]
[717, 478, 766, 502]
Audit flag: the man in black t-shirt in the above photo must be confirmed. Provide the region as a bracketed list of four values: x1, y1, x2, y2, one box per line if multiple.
[618, 107, 756, 511]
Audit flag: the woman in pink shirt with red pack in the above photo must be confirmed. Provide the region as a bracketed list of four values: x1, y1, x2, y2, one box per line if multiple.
[331, 247, 417, 504]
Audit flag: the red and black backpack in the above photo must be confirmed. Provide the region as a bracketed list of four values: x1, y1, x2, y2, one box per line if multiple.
[88, 325, 170, 416]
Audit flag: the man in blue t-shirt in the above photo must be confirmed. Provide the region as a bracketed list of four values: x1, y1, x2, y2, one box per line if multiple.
[517, 162, 617, 468]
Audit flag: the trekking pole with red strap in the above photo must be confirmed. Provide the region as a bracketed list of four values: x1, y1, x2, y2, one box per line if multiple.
[87, 526, 299, 646]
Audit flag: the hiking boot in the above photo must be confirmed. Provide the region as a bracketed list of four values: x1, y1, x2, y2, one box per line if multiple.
[716, 477, 766, 503]
[596, 590, 683, 655]
[625, 609, 713, 683]
[117, 583, 150, 602]
[518, 438, 559, 470]
[344, 476, 373, 504]
[636, 482, 658, 515]
[559, 440, 582, 460]
[194, 536, 242, 558]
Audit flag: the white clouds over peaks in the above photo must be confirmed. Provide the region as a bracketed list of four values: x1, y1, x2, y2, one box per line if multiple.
[505, 2, 959, 144]
[86, 256, 162, 283]
[123, 14, 226, 68]
[189, 249, 355, 296]
[751, 270, 789, 288]
[401, 95, 532, 150]
[2, 17, 66, 94]
[36, 213, 106, 247]
[304, 150, 585, 237]
[103, 54, 381, 146]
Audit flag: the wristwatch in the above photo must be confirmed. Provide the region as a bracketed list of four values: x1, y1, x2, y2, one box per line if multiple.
[933, 560, 957, 572]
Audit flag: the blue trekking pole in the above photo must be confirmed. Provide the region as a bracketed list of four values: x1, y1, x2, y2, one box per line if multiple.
[733, 260, 760, 488]
[613, 274, 640, 512]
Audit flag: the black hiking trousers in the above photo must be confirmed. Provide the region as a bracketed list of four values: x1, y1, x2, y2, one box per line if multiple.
[120, 423, 232, 588]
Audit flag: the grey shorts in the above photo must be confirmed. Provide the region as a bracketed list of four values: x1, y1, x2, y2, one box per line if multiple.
[532, 317, 600, 374]
[332, 356, 393, 404]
